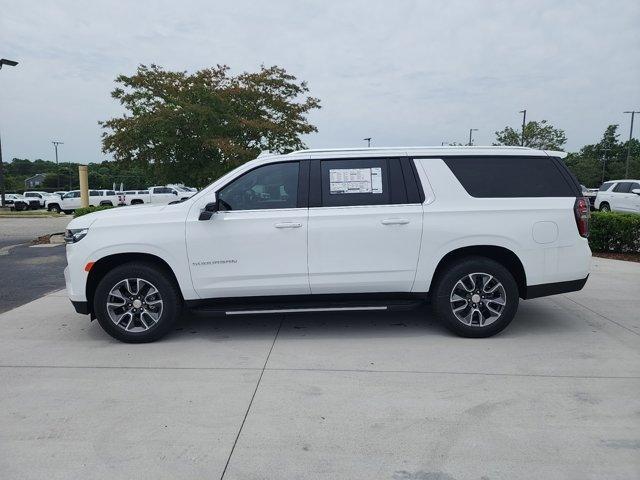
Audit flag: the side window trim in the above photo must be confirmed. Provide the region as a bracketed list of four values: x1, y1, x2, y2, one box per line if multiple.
[401, 157, 425, 203]
[297, 160, 310, 208]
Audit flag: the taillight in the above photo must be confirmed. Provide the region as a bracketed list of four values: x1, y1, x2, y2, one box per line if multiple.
[574, 197, 590, 238]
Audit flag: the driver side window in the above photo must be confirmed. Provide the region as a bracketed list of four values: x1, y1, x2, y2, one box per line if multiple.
[217, 162, 299, 211]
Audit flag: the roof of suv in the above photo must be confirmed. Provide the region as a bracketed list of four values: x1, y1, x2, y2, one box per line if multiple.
[281, 146, 567, 159]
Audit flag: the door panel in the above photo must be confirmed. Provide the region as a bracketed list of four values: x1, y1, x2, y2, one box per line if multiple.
[186, 209, 310, 298]
[308, 204, 423, 293]
[307, 157, 423, 293]
[186, 160, 309, 299]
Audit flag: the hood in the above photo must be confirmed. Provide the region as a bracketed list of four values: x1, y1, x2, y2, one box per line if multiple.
[67, 203, 169, 230]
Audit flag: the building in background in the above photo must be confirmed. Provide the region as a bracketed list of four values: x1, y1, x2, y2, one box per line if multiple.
[24, 173, 46, 189]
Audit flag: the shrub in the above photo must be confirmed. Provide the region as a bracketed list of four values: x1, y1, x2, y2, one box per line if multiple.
[589, 212, 640, 253]
[73, 205, 114, 218]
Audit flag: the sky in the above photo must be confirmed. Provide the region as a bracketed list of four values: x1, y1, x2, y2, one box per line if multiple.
[1, 0, 639, 164]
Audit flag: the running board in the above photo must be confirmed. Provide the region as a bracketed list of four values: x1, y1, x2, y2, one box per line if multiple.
[186, 295, 425, 317]
[226, 306, 388, 315]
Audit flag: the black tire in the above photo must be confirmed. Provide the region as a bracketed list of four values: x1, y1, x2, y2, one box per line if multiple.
[15, 203, 26, 211]
[99, 201, 113, 206]
[93, 262, 182, 343]
[131, 200, 143, 205]
[63, 209, 73, 215]
[599, 202, 610, 212]
[48, 204, 61, 213]
[432, 256, 519, 338]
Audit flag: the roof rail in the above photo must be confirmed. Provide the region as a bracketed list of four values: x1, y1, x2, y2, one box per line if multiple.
[287, 145, 534, 155]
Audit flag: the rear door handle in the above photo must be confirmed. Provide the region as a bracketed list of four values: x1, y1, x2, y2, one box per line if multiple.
[274, 222, 302, 229]
[381, 218, 410, 225]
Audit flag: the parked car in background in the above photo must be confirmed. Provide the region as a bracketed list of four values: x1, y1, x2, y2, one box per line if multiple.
[594, 179, 640, 213]
[581, 185, 598, 209]
[63, 146, 591, 343]
[45, 189, 120, 213]
[22, 191, 49, 208]
[4, 193, 31, 211]
[121, 190, 149, 205]
[121, 186, 197, 205]
[54, 191, 68, 197]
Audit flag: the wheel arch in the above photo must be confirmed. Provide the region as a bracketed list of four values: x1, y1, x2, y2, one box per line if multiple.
[86, 253, 183, 314]
[430, 245, 527, 298]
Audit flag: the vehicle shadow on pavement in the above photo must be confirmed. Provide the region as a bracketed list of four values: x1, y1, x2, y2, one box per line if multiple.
[132, 299, 579, 344]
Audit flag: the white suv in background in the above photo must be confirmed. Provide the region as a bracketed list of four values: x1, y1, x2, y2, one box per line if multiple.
[46, 189, 119, 213]
[121, 186, 196, 205]
[594, 180, 640, 213]
[64, 146, 591, 343]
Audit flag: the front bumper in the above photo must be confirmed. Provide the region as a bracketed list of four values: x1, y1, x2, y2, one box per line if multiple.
[71, 300, 90, 314]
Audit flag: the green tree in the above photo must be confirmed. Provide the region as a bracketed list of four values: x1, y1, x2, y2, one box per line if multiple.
[494, 120, 567, 150]
[564, 125, 640, 187]
[100, 64, 321, 187]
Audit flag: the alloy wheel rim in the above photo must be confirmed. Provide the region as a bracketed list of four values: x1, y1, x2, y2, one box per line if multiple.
[449, 272, 506, 327]
[106, 278, 163, 332]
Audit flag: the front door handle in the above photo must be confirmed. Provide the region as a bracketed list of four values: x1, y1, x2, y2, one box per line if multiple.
[381, 218, 410, 225]
[274, 222, 302, 229]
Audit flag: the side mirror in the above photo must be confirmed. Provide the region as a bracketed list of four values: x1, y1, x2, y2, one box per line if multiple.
[632, 189, 640, 196]
[198, 200, 219, 221]
[173, 191, 178, 195]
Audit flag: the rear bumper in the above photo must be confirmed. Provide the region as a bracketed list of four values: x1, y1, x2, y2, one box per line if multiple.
[523, 275, 589, 299]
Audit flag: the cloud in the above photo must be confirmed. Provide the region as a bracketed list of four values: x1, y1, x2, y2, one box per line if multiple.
[1, 0, 638, 163]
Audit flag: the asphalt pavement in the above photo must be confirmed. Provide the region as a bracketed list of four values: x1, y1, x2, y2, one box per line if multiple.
[0, 257, 638, 479]
[0, 216, 71, 313]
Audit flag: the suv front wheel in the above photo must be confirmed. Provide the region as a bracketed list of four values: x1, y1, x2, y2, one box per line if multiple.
[432, 256, 519, 338]
[94, 262, 181, 342]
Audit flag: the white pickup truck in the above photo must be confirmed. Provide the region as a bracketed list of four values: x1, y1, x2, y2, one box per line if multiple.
[122, 186, 197, 205]
[45, 189, 120, 213]
[5, 193, 32, 211]
[22, 191, 52, 208]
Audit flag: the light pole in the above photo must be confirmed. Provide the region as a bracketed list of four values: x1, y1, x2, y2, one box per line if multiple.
[468, 128, 478, 146]
[519, 109, 527, 146]
[52, 141, 64, 190]
[623, 110, 639, 178]
[363, 137, 371, 148]
[0, 58, 19, 208]
[600, 147, 610, 185]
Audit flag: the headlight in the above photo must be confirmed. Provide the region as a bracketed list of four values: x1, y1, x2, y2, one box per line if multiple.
[64, 228, 89, 244]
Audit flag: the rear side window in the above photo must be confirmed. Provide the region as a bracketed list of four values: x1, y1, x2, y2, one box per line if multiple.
[613, 182, 631, 193]
[443, 156, 575, 198]
[320, 159, 391, 207]
[599, 182, 614, 191]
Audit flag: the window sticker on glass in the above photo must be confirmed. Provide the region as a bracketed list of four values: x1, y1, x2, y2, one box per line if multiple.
[329, 168, 383, 194]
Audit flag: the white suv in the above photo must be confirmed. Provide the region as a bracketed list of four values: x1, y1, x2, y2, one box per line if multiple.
[46, 189, 119, 213]
[64, 147, 591, 342]
[594, 179, 640, 213]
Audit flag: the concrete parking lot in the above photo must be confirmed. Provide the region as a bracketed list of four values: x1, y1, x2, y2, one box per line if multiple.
[0, 257, 639, 479]
[0, 216, 71, 247]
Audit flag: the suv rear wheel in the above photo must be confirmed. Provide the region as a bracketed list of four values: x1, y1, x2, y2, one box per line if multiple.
[432, 256, 519, 338]
[94, 262, 181, 343]
[599, 202, 610, 212]
[48, 204, 61, 213]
